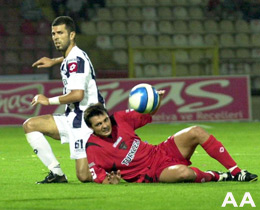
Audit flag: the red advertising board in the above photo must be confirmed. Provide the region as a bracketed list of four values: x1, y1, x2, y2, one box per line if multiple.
[0, 76, 251, 125]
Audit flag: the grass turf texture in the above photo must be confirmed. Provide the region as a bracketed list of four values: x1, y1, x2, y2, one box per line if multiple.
[0, 122, 259, 210]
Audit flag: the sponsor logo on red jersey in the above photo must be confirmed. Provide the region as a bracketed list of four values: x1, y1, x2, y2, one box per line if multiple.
[121, 139, 140, 166]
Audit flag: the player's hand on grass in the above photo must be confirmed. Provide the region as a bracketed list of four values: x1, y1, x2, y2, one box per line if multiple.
[32, 57, 63, 68]
[31, 94, 50, 106]
[107, 170, 121, 184]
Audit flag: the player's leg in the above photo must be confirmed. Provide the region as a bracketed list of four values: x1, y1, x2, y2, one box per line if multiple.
[75, 158, 92, 182]
[173, 126, 209, 160]
[174, 126, 240, 171]
[159, 165, 232, 183]
[158, 130, 215, 183]
[23, 114, 61, 138]
[159, 165, 196, 182]
[23, 115, 67, 183]
[174, 126, 257, 182]
[70, 123, 93, 182]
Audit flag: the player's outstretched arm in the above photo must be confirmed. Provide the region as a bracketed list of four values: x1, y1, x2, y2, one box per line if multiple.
[32, 56, 64, 68]
[150, 90, 165, 116]
[102, 170, 121, 184]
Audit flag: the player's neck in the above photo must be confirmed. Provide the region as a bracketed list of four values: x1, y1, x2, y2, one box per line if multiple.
[63, 43, 76, 57]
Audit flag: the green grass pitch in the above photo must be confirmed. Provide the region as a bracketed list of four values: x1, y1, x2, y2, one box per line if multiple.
[0, 122, 259, 210]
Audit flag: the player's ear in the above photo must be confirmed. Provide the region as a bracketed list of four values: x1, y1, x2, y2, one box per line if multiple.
[70, 31, 76, 41]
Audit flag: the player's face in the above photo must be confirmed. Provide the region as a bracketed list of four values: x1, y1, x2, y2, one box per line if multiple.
[51, 24, 72, 52]
[90, 113, 112, 138]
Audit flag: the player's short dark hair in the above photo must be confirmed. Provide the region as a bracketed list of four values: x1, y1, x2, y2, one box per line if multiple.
[84, 103, 108, 128]
[52, 16, 75, 33]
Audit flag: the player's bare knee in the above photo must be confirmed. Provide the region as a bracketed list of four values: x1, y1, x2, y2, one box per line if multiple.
[188, 126, 201, 137]
[188, 126, 208, 142]
[23, 118, 34, 133]
[175, 165, 191, 181]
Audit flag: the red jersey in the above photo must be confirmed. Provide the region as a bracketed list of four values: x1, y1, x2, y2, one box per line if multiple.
[86, 109, 155, 183]
[86, 109, 191, 183]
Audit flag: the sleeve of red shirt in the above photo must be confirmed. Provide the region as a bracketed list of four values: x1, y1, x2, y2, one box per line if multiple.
[90, 165, 107, 184]
[115, 109, 152, 130]
[86, 139, 107, 184]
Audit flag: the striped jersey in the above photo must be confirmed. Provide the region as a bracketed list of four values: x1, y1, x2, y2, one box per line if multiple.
[60, 46, 104, 128]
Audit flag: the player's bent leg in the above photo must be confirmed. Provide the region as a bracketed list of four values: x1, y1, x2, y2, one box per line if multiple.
[174, 127, 242, 178]
[76, 158, 92, 182]
[23, 114, 60, 139]
[23, 115, 66, 183]
[159, 165, 196, 183]
[173, 126, 210, 159]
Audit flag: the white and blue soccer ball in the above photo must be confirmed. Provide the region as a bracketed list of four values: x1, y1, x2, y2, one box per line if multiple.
[129, 83, 159, 113]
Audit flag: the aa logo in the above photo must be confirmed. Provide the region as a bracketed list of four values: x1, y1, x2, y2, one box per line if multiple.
[222, 192, 256, 207]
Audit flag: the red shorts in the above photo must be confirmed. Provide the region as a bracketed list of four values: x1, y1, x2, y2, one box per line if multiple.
[136, 136, 192, 183]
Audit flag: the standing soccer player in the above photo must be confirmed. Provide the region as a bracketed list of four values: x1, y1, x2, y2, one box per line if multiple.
[23, 16, 104, 183]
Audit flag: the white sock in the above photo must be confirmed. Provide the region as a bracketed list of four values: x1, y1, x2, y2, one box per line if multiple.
[26, 131, 64, 176]
[228, 165, 238, 173]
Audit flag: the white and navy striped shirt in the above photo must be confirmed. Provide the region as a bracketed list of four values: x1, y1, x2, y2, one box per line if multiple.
[60, 46, 104, 128]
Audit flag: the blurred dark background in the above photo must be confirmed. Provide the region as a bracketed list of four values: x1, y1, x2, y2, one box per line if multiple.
[0, 0, 260, 97]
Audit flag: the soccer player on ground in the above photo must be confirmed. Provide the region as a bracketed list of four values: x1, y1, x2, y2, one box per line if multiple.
[83, 94, 258, 184]
[23, 16, 104, 184]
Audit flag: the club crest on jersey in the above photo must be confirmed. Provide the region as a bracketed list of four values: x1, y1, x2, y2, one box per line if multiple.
[119, 141, 128, 150]
[68, 62, 78, 73]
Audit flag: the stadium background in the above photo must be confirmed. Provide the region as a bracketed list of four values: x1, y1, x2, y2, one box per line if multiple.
[0, 0, 260, 209]
[0, 0, 260, 120]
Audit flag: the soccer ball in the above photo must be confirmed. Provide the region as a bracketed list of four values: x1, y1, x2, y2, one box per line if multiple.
[129, 83, 159, 113]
